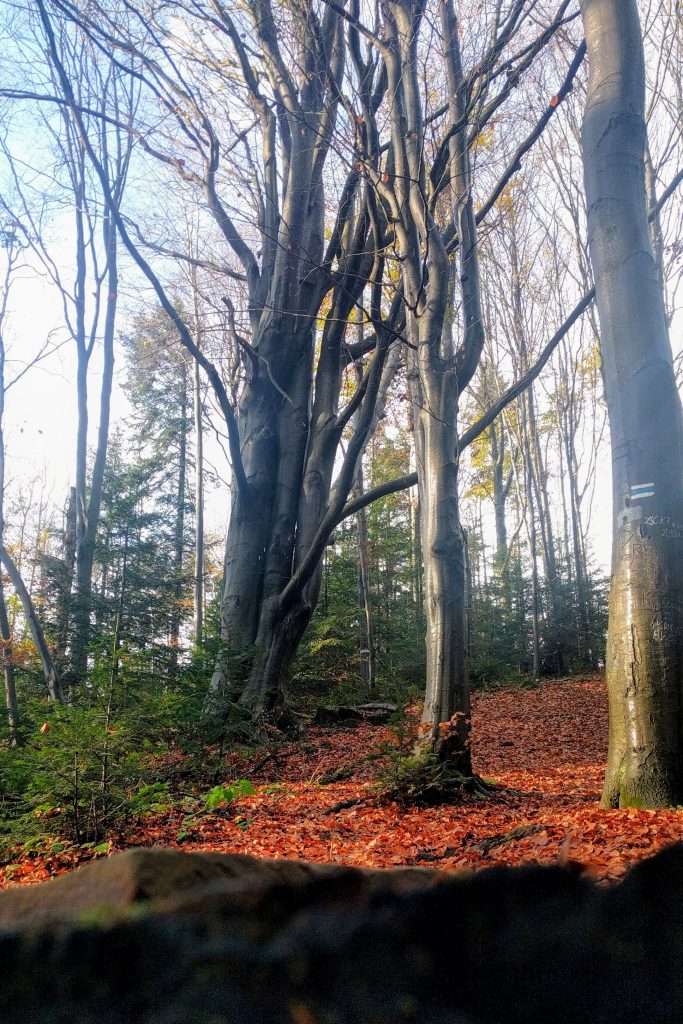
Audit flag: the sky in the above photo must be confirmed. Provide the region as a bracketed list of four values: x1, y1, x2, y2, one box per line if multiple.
[1, 0, 680, 584]
[0, 235, 621, 578]
[1, 254, 232, 548]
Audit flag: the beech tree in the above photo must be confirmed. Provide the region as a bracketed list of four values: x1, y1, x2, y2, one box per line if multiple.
[24, 1, 592, 758]
[580, 0, 683, 806]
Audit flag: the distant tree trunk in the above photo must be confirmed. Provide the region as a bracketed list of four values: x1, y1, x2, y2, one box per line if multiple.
[407, 405, 423, 647]
[581, 0, 683, 806]
[54, 487, 77, 666]
[463, 529, 474, 661]
[563, 422, 593, 666]
[110, 528, 129, 687]
[490, 421, 509, 563]
[355, 470, 375, 694]
[193, 354, 204, 648]
[169, 370, 188, 674]
[351, 339, 396, 696]
[522, 411, 541, 682]
[0, 545, 63, 704]
[510, 234, 559, 644]
[0, 579, 18, 743]
[71, 206, 118, 685]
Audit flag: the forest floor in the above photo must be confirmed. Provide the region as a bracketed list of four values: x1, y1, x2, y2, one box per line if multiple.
[2, 675, 681, 888]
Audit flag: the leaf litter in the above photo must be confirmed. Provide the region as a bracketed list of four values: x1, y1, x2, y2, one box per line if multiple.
[2, 676, 681, 888]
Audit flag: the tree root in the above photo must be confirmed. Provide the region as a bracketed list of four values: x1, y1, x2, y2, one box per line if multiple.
[474, 823, 547, 855]
[376, 751, 497, 806]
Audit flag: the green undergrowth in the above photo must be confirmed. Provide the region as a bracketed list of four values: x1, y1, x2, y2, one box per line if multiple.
[0, 663, 260, 859]
[375, 747, 494, 806]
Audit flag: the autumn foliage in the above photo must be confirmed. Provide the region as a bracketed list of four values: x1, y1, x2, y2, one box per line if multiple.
[1, 676, 681, 889]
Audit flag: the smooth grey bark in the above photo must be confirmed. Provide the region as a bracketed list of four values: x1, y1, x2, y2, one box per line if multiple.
[580, 0, 683, 806]
[192, 331, 204, 648]
[522, 403, 541, 682]
[490, 419, 512, 566]
[384, 0, 478, 770]
[169, 369, 188, 674]
[644, 142, 667, 302]
[54, 486, 76, 666]
[407, 412, 423, 649]
[356, 484, 375, 694]
[70, 178, 121, 684]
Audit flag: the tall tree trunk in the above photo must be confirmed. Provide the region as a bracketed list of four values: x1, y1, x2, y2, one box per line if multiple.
[236, 319, 400, 714]
[54, 487, 77, 666]
[416, 371, 471, 770]
[521, 404, 541, 682]
[227, 334, 315, 713]
[355, 466, 375, 694]
[490, 421, 509, 564]
[0, 578, 18, 743]
[193, 354, 204, 648]
[110, 527, 129, 687]
[71, 211, 117, 685]
[564, 425, 593, 666]
[169, 373, 188, 674]
[581, 0, 683, 806]
[0, 545, 63, 704]
[206, 375, 280, 708]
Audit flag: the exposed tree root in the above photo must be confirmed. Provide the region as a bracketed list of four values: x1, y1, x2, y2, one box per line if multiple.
[376, 750, 497, 806]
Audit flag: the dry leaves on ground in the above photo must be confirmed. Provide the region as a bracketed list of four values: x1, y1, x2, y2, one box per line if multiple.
[2, 676, 681, 888]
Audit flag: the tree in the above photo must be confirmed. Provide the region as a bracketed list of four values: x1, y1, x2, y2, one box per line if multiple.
[580, 0, 683, 806]
[28, 0, 403, 716]
[0, 22, 134, 686]
[0, 219, 64, 710]
[122, 308, 196, 672]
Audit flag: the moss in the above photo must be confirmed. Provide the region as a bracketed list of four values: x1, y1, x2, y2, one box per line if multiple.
[76, 902, 150, 929]
[375, 750, 493, 806]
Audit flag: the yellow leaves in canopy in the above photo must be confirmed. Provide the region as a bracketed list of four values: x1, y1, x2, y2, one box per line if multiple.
[495, 177, 522, 221]
[473, 124, 495, 153]
[316, 290, 334, 333]
[463, 431, 494, 501]
[577, 340, 602, 379]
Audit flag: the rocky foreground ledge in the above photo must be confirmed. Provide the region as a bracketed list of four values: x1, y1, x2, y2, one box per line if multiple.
[0, 844, 681, 1023]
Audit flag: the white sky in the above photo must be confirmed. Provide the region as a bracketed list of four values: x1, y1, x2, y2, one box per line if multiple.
[1, 259, 231, 546]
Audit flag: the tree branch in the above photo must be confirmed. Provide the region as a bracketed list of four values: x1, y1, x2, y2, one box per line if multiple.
[34, 0, 252, 503]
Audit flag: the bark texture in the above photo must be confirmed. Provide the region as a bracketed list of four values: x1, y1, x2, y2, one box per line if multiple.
[581, 0, 683, 806]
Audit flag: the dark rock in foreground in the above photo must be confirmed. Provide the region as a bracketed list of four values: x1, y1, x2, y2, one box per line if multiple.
[0, 844, 681, 1023]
